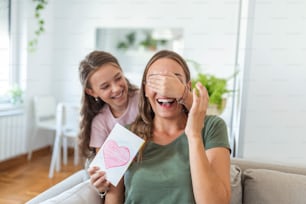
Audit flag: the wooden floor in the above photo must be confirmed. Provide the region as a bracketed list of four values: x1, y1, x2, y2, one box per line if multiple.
[0, 147, 84, 204]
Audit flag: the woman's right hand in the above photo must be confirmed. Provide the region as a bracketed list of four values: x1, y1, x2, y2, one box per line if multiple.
[88, 166, 110, 192]
[185, 82, 208, 140]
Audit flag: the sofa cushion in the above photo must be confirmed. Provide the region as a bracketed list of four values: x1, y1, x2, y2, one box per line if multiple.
[40, 180, 101, 204]
[230, 165, 242, 204]
[243, 169, 306, 204]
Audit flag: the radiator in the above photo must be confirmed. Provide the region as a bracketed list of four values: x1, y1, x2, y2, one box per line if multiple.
[0, 108, 26, 161]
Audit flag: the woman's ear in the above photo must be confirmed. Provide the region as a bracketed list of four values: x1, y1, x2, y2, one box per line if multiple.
[85, 88, 95, 97]
[187, 81, 192, 91]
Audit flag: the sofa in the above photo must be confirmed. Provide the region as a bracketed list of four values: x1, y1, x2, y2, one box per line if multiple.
[26, 158, 306, 204]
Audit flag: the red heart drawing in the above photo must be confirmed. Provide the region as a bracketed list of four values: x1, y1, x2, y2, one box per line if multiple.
[103, 140, 130, 169]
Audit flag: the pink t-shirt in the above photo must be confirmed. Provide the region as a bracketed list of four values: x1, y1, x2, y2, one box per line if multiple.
[89, 91, 139, 148]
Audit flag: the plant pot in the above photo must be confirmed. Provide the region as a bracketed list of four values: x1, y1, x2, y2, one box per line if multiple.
[207, 99, 226, 115]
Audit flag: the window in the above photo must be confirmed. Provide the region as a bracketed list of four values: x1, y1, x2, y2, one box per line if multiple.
[0, 0, 10, 99]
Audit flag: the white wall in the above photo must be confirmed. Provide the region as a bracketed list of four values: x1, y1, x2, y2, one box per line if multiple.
[8, 0, 56, 154]
[20, 0, 240, 154]
[238, 0, 306, 165]
[35, 0, 306, 166]
[50, 0, 240, 100]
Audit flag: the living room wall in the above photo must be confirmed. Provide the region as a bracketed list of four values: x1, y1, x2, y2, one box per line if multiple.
[10, 0, 306, 166]
[237, 0, 306, 165]
[20, 0, 240, 156]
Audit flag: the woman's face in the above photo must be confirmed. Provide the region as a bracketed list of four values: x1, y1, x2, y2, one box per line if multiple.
[145, 58, 187, 119]
[86, 63, 128, 111]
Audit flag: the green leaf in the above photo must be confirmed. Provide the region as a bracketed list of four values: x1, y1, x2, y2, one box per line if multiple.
[191, 70, 232, 111]
[36, 4, 43, 10]
[29, 0, 48, 53]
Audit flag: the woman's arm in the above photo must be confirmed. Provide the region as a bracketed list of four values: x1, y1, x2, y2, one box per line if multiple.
[189, 142, 231, 204]
[185, 83, 231, 204]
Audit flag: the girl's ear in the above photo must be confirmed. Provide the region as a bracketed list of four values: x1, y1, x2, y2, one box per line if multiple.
[85, 88, 95, 97]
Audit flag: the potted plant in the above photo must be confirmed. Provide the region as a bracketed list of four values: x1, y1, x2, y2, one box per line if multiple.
[187, 59, 236, 115]
[116, 30, 169, 52]
[117, 32, 137, 51]
[28, 0, 48, 52]
[139, 31, 168, 51]
[8, 85, 23, 105]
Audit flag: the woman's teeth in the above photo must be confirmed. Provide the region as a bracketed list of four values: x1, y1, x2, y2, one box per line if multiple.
[157, 98, 175, 105]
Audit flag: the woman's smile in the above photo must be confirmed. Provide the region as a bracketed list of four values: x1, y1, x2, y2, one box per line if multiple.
[156, 98, 176, 108]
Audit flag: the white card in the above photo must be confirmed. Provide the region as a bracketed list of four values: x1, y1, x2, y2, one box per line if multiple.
[89, 123, 145, 186]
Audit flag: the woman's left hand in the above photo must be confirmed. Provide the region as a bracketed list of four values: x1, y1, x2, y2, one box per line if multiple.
[185, 82, 209, 139]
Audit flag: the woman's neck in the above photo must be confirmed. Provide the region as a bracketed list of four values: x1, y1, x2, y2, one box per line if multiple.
[152, 114, 187, 145]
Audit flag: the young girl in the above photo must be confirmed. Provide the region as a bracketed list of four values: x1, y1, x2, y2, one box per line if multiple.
[78, 50, 192, 199]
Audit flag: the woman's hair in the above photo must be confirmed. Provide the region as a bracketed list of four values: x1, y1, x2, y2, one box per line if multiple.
[78, 50, 138, 159]
[130, 50, 191, 161]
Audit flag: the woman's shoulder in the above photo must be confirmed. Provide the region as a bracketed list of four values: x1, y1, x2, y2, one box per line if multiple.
[204, 115, 226, 128]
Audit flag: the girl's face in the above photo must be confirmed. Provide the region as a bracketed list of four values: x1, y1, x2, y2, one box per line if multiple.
[145, 58, 186, 119]
[86, 64, 128, 112]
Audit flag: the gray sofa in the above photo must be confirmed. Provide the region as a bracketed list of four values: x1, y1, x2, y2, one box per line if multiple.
[26, 158, 306, 204]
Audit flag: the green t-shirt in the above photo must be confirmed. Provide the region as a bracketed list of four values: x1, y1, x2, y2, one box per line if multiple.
[124, 115, 231, 204]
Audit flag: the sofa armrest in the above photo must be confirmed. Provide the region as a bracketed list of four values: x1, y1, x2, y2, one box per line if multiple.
[39, 180, 101, 204]
[26, 169, 89, 204]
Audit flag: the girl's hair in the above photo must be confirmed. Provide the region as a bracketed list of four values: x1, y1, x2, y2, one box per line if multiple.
[78, 50, 138, 159]
[130, 50, 190, 161]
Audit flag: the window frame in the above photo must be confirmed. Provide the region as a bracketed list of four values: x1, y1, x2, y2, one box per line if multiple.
[0, 0, 19, 105]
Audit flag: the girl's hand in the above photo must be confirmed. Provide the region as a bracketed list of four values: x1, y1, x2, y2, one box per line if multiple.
[185, 82, 209, 140]
[88, 166, 110, 192]
[147, 71, 186, 99]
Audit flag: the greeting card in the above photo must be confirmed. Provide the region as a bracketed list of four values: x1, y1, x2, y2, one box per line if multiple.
[89, 123, 144, 186]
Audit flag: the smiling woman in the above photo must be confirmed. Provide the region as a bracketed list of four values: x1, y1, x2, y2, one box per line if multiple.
[104, 50, 231, 204]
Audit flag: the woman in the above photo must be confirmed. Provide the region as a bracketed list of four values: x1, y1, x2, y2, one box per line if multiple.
[78, 50, 192, 199]
[106, 50, 231, 204]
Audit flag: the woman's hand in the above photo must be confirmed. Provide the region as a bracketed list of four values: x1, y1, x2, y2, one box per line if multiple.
[185, 82, 209, 140]
[88, 166, 110, 193]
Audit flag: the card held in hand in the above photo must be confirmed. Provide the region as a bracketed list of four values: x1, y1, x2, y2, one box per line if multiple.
[89, 123, 145, 186]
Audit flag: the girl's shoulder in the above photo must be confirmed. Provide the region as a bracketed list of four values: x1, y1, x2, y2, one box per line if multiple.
[130, 89, 140, 96]
[92, 105, 111, 122]
[129, 90, 140, 100]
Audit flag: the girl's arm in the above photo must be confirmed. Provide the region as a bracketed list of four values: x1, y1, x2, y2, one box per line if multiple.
[88, 148, 109, 193]
[185, 83, 231, 204]
[89, 148, 125, 204]
[146, 72, 192, 110]
[104, 178, 125, 204]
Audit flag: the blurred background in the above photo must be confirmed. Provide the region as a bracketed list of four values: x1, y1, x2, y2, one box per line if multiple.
[1, 0, 306, 167]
